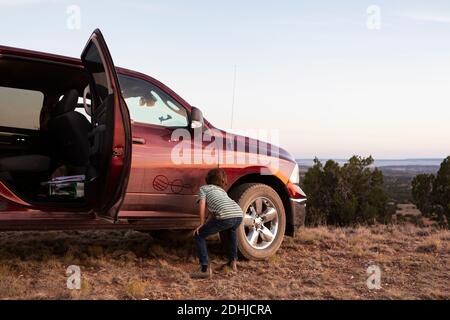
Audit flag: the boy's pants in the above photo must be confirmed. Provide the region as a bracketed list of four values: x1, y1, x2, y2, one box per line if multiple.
[194, 217, 243, 266]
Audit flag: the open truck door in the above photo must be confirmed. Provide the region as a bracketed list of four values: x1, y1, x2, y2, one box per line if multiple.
[81, 29, 131, 221]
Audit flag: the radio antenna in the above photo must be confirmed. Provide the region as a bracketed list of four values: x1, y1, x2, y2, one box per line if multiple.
[230, 65, 237, 129]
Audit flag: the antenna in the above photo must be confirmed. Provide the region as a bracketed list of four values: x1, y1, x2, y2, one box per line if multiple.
[230, 64, 237, 130]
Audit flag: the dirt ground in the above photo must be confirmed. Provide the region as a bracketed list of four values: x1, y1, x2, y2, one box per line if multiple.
[0, 224, 448, 300]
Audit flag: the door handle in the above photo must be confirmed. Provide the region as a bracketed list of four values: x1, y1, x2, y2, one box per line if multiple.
[132, 137, 146, 145]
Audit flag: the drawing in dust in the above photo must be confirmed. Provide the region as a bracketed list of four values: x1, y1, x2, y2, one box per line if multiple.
[152, 175, 194, 194]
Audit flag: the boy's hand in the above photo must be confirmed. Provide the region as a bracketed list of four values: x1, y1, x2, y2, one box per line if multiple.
[193, 226, 202, 236]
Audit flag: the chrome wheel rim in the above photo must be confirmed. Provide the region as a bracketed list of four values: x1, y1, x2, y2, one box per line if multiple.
[243, 197, 279, 250]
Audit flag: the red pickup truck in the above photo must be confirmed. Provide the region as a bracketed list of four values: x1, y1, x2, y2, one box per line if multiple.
[0, 29, 306, 260]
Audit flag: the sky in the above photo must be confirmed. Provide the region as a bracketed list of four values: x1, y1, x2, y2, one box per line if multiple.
[0, 0, 449, 159]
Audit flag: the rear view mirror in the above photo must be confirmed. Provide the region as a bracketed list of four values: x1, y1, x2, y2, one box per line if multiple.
[190, 106, 204, 129]
[83, 86, 92, 116]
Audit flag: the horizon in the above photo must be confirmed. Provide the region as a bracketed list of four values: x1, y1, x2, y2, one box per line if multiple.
[295, 157, 445, 168]
[295, 157, 446, 160]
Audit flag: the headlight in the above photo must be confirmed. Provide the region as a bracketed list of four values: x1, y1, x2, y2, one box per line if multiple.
[289, 163, 300, 184]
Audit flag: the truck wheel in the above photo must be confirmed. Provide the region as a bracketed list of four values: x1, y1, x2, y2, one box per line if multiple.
[229, 183, 286, 260]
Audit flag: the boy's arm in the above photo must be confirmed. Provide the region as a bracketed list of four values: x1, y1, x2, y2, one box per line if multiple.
[198, 198, 206, 225]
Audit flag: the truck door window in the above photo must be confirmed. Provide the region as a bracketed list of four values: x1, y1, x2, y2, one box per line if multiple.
[0, 86, 43, 130]
[118, 75, 188, 128]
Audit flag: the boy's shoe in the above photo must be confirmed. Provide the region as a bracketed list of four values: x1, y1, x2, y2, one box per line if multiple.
[218, 260, 238, 273]
[229, 260, 238, 272]
[190, 266, 212, 279]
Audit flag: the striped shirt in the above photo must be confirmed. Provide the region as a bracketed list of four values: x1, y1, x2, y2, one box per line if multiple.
[197, 184, 244, 220]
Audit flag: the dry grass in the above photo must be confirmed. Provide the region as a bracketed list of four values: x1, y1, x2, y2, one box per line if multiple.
[124, 280, 148, 300]
[0, 225, 448, 300]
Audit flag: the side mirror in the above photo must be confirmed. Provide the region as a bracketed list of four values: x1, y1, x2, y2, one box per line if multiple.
[190, 106, 204, 129]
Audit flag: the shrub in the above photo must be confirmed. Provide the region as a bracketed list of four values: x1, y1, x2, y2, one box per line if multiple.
[411, 156, 450, 227]
[302, 156, 390, 226]
[412, 174, 435, 216]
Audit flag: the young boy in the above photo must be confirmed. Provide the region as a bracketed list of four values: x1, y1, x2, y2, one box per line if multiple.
[191, 168, 243, 279]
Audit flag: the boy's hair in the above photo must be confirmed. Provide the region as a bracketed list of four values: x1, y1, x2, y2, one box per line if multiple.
[205, 168, 228, 189]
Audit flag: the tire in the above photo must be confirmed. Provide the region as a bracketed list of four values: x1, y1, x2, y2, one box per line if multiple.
[229, 183, 286, 260]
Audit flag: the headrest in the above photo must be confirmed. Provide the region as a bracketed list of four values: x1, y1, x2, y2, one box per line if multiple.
[54, 89, 79, 116]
